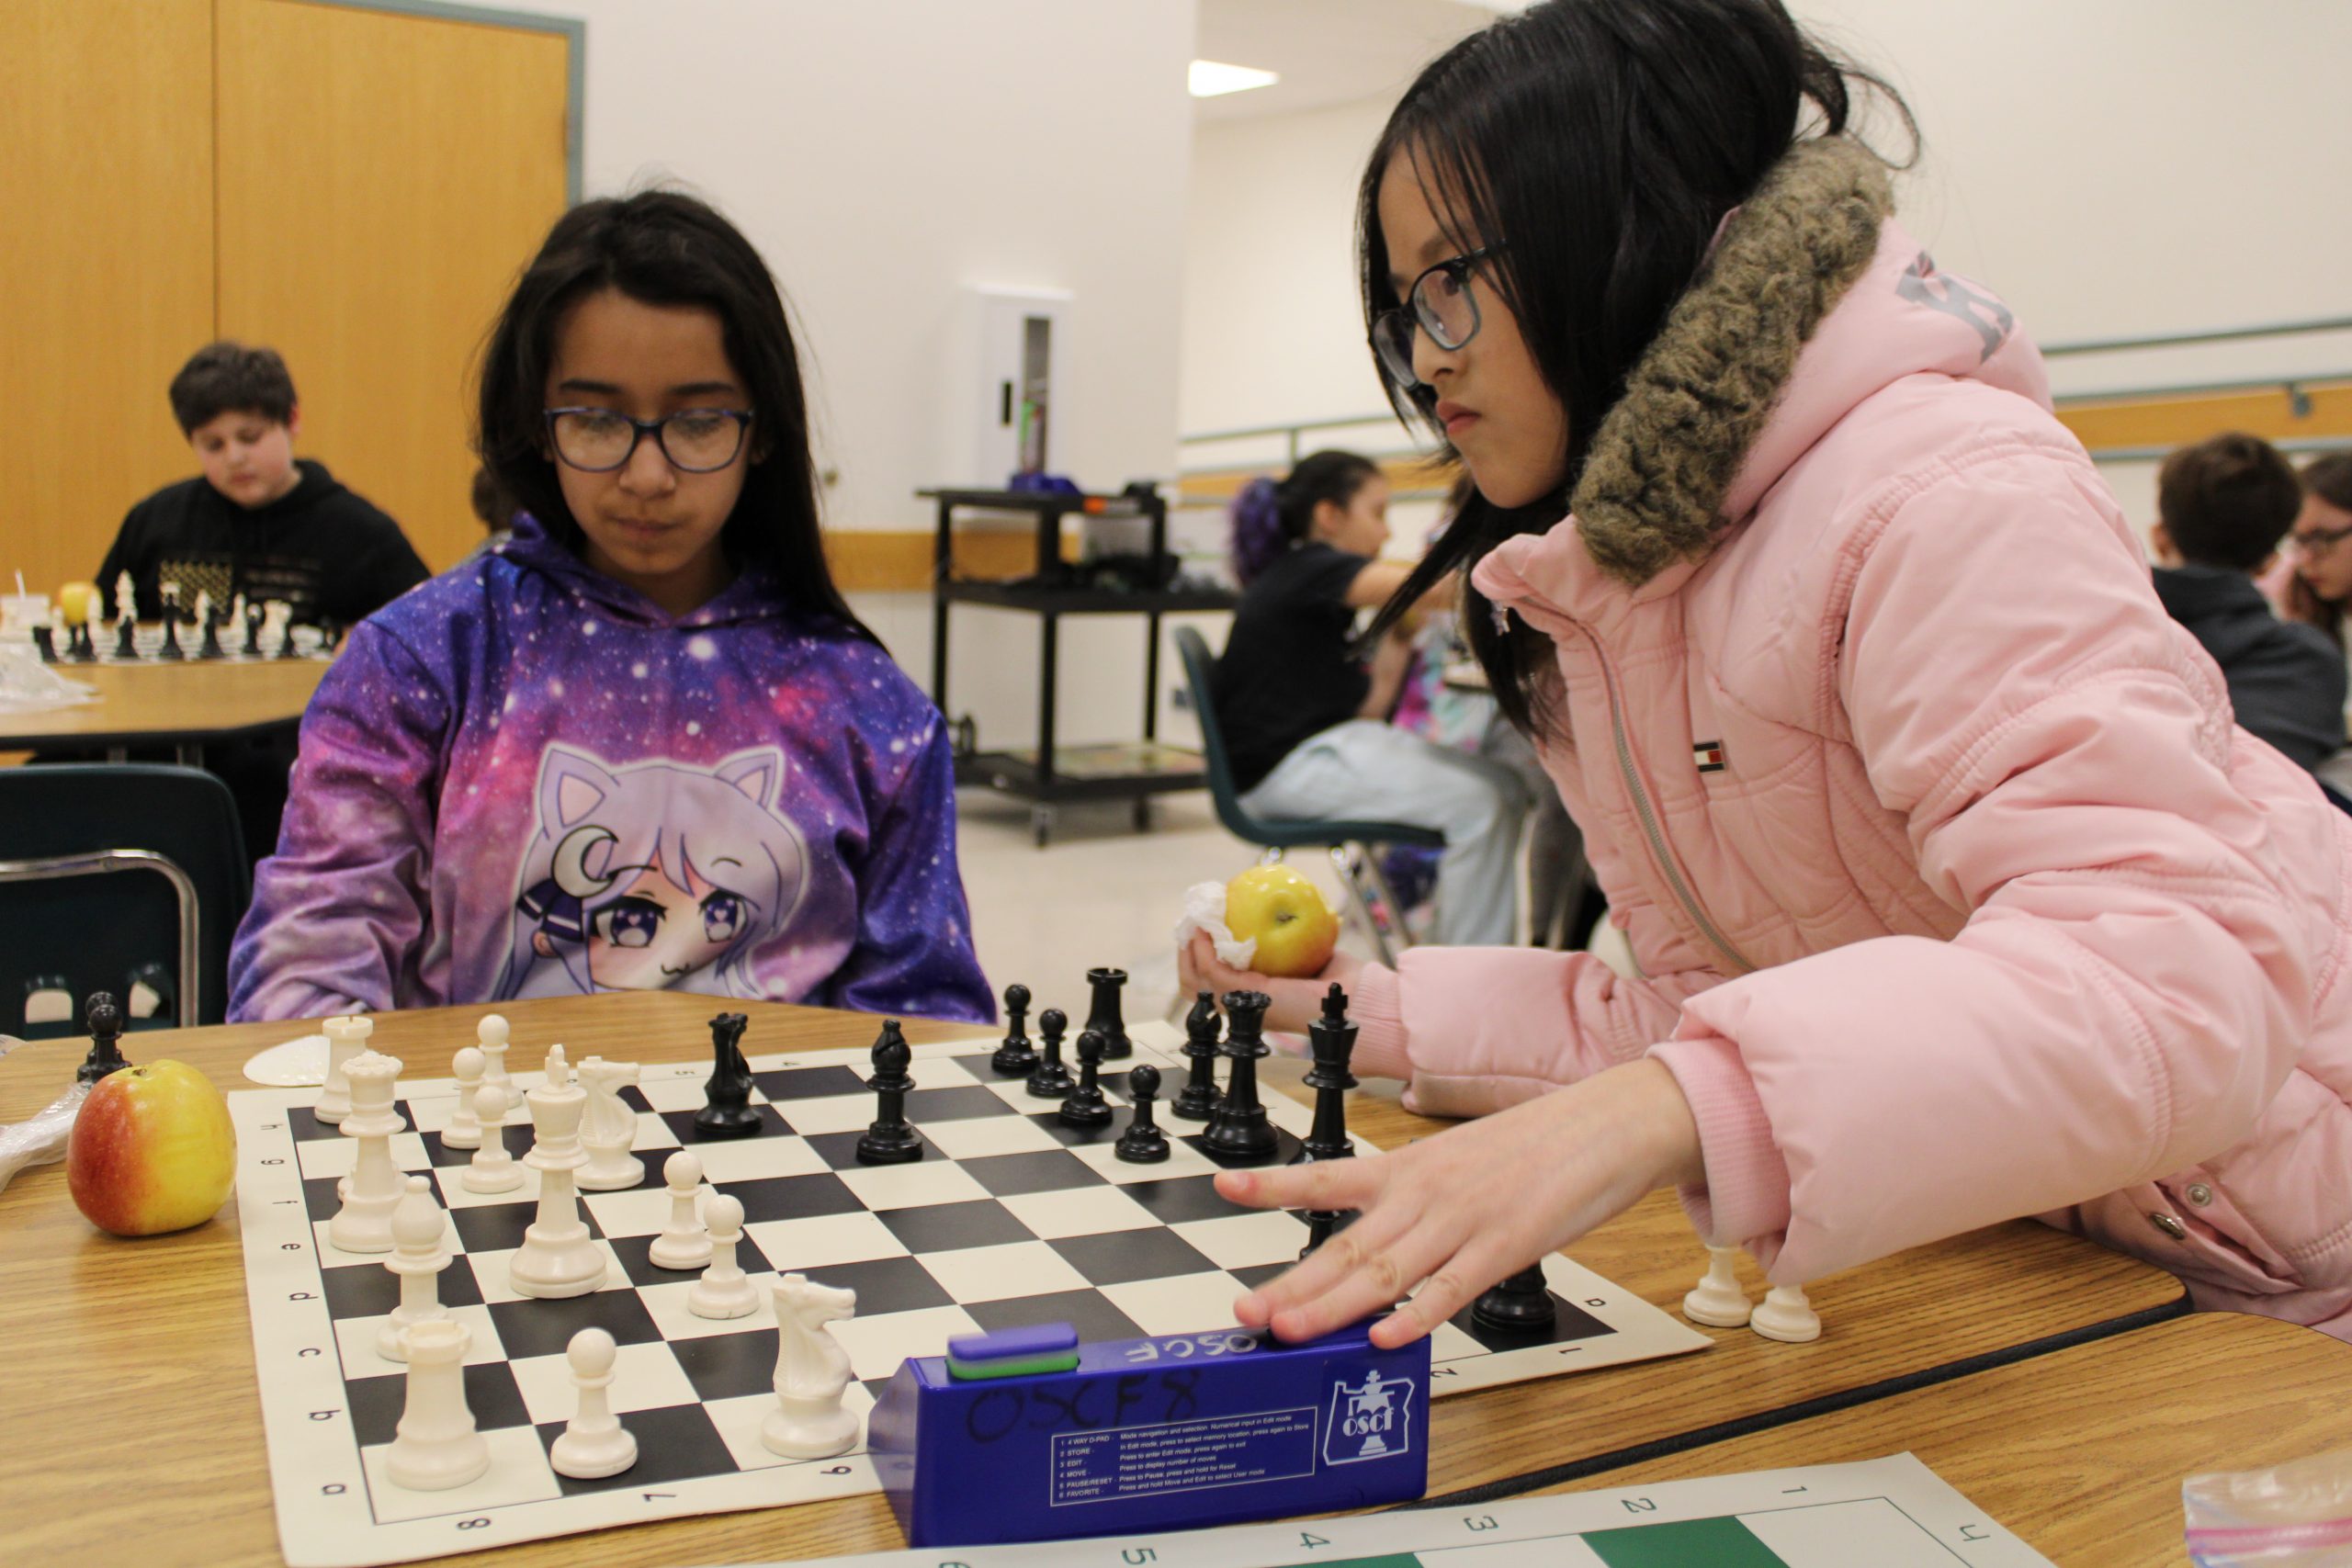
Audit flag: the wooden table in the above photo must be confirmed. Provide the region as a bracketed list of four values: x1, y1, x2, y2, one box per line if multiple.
[0, 657, 330, 759]
[0, 992, 2187, 1566]
[1555, 1312, 2352, 1563]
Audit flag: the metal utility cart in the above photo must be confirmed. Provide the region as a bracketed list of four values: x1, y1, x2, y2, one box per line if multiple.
[921, 487, 1235, 847]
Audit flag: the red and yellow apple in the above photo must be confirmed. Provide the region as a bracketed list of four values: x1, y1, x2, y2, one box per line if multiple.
[66, 1059, 237, 1236]
[1225, 864, 1340, 978]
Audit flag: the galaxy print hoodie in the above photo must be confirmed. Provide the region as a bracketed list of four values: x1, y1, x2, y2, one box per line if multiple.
[228, 515, 992, 1024]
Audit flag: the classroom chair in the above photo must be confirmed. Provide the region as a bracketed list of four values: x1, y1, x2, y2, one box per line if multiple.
[1173, 626, 1442, 967]
[0, 763, 251, 1037]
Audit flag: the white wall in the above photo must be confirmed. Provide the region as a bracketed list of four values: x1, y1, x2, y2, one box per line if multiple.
[496, 0, 1199, 748]
[1180, 1, 2352, 538]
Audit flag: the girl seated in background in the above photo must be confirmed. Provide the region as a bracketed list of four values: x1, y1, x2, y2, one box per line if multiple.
[1188, 0, 2352, 1346]
[231, 191, 992, 1023]
[1214, 451, 1530, 945]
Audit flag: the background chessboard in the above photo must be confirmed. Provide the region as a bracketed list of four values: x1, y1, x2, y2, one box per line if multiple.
[231, 1020, 1707, 1567]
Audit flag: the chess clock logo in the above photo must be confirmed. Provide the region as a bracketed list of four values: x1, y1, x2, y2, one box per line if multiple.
[1322, 1368, 1418, 1465]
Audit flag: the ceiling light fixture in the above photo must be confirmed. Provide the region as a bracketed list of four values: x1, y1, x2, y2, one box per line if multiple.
[1189, 59, 1280, 98]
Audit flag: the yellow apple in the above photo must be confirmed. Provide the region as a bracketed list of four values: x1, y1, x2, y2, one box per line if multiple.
[1226, 864, 1340, 978]
[67, 1059, 237, 1236]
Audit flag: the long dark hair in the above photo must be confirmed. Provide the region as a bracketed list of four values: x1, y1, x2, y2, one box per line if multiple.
[477, 189, 873, 640]
[2290, 453, 2352, 649]
[1229, 450, 1382, 585]
[1359, 0, 1910, 732]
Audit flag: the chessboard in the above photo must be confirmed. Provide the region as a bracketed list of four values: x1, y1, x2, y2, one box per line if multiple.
[231, 1017, 1709, 1568]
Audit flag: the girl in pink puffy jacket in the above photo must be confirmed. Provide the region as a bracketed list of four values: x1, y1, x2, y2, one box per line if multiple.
[1184, 0, 2352, 1346]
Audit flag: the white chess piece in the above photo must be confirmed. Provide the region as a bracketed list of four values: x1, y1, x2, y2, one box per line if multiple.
[763, 1273, 860, 1459]
[476, 1014, 512, 1093]
[315, 1014, 374, 1125]
[1751, 1282, 1822, 1344]
[329, 1049, 406, 1254]
[441, 1045, 486, 1152]
[1682, 1247, 1753, 1328]
[461, 1082, 524, 1194]
[377, 1176, 453, 1361]
[647, 1151, 714, 1271]
[384, 1318, 490, 1491]
[575, 1057, 645, 1190]
[549, 1327, 639, 1479]
[113, 570, 135, 627]
[687, 1193, 759, 1320]
[507, 1044, 607, 1298]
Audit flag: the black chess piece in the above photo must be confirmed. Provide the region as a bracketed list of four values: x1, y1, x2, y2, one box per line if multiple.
[64, 619, 96, 662]
[277, 618, 305, 658]
[77, 991, 131, 1085]
[1082, 966, 1133, 1059]
[855, 1020, 924, 1164]
[243, 608, 265, 657]
[989, 983, 1037, 1077]
[1294, 983, 1359, 1253]
[156, 600, 186, 660]
[30, 626, 55, 663]
[1114, 1063, 1170, 1164]
[693, 1010, 763, 1138]
[1171, 990, 1221, 1122]
[1470, 1263, 1556, 1337]
[113, 614, 139, 660]
[1024, 1008, 1075, 1099]
[1057, 1030, 1114, 1129]
[1202, 989, 1279, 1165]
[197, 610, 225, 660]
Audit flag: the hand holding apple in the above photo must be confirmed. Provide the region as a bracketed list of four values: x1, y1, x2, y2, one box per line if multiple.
[66, 1058, 237, 1236]
[1223, 864, 1341, 977]
[1179, 931, 1363, 1038]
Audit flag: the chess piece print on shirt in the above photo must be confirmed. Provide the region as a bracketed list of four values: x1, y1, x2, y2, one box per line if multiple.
[855, 1021, 923, 1165]
[1082, 966, 1133, 1060]
[764, 1274, 860, 1459]
[989, 984, 1037, 1077]
[695, 1011, 763, 1139]
[1023, 1009, 1075, 1100]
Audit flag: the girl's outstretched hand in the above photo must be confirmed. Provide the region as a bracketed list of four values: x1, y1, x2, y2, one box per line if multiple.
[1216, 1058, 1705, 1348]
[1176, 931, 1363, 1037]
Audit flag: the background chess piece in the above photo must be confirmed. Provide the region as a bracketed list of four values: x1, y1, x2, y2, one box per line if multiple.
[694, 1011, 762, 1139]
[1082, 966, 1134, 1059]
[77, 992, 131, 1084]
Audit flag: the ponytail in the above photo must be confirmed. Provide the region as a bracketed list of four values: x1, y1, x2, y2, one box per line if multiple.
[1227, 450, 1383, 586]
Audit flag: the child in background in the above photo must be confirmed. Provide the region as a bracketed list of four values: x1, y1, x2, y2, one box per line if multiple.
[96, 342, 428, 626]
[2280, 454, 2352, 654]
[1214, 451, 1530, 945]
[2149, 433, 2345, 772]
[1185, 0, 2352, 1345]
[230, 191, 991, 1023]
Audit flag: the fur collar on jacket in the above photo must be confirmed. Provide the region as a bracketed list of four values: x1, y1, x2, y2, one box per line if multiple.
[1573, 137, 1893, 588]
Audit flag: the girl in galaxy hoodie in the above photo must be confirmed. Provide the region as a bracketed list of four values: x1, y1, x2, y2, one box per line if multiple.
[229, 193, 991, 1025]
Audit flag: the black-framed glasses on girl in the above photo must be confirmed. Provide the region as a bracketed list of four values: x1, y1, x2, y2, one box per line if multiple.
[544, 408, 753, 473]
[2294, 522, 2352, 560]
[1371, 245, 1506, 389]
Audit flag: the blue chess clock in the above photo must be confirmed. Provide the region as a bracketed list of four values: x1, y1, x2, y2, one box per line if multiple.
[869, 1320, 1431, 1549]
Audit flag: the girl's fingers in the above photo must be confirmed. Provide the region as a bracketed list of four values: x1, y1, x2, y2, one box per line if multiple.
[1233, 1188, 1421, 1327]
[1262, 1218, 1458, 1345]
[1366, 1239, 1524, 1349]
[1215, 1156, 1382, 1214]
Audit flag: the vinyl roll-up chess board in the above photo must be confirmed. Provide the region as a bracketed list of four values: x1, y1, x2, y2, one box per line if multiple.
[231, 1021, 1709, 1567]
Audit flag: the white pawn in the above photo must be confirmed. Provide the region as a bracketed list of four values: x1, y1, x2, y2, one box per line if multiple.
[476, 1014, 512, 1093]
[1752, 1282, 1823, 1344]
[1682, 1247, 1753, 1328]
[648, 1151, 714, 1271]
[688, 1193, 759, 1320]
[462, 1082, 523, 1194]
[441, 1045, 486, 1152]
[549, 1328, 639, 1480]
[385, 1318, 489, 1491]
[378, 1176, 453, 1362]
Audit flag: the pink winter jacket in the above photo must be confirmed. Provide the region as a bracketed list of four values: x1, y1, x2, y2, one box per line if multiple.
[1340, 141, 2352, 1337]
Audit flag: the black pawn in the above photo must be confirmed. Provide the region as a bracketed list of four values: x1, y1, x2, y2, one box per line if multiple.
[1202, 989, 1279, 1165]
[77, 991, 131, 1085]
[277, 619, 305, 658]
[1082, 966, 1133, 1059]
[65, 619, 96, 661]
[1024, 1008, 1075, 1099]
[1471, 1262, 1557, 1337]
[990, 983, 1037, 1077]
[243, 608, 264, 657]
[31, 626, 55, 662]
[855, 1020, 924, 1164]
[197, 611, 225, 660]
[156, 601, 185, 660]
[1114, 1063, 1170, 1163]
[694, 1010, 763, 1138]
[1170, 991, 1221, 1122]
[1057, 1030, 1113, 1128]
[113, 614, 138, 659]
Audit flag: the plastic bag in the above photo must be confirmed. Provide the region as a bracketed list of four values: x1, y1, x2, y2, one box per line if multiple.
[2186, 1448, 2352, 1565]
[0, 1034, 89, 1192]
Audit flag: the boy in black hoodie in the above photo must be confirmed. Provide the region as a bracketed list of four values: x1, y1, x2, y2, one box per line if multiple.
[2151, 431, 2346, 773]
[96, 343, 427, 626]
